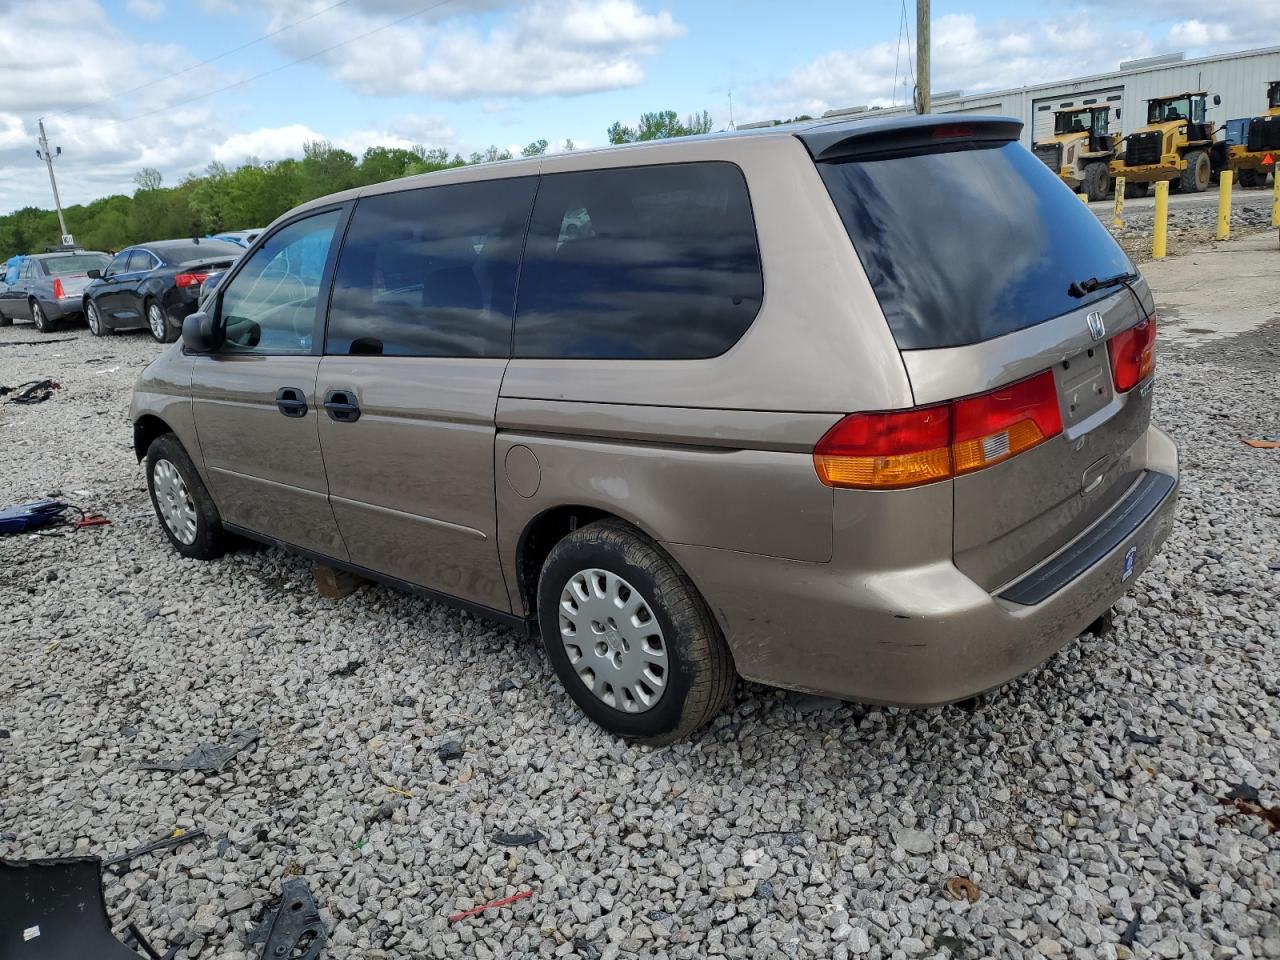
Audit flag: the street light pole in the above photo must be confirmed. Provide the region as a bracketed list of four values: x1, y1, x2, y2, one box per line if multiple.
[916, 0, 930, 115]
[36, 118, 69, 240]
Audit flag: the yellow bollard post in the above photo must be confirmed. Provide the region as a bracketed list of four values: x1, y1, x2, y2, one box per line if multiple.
[1153, 180, 1169, 259]
[1079, 193, 1089, 205]
[1273, 165, 1280, 228]
[1113, 177, 1126, 229]
[1217, 170, 1233, 241]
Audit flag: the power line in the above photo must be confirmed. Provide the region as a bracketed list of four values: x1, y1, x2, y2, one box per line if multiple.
[47, 0, 356, 122]
[73, 0, 457, 135]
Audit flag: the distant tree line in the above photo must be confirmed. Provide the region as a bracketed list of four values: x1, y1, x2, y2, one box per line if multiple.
[0, 111, 711, 261]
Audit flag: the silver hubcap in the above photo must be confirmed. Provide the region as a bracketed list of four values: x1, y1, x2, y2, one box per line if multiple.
[32, 304, 43, 327]
[148, 304, 166, 339]
[152, 458, 198, 545]
[558, 568, 668, 713]
[87, 303, 100, 333]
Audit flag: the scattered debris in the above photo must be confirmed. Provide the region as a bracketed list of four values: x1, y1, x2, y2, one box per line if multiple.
[0, 379, 60, 404]
[1119, 914, 1141, 947]
[447, 889, 534, 922]
[942, 876, 980, 903]
[934, 933, 976, 958]
[494, 830, 544, 847]
[0, 857, 177, 959]
[327, 659, 364, 677]
[104, 828, 206, 876]
[494, 677, 519, 693]
[437, 740, 464, 762]
[1216, 789, 1280, 833]
[0, 337, 76, 348]
[1224, 782, 1260, 803]
[383, 785, 413, 799]
[1127, 730, 1163, 746]
[1242, 437, 1280, 448]
[0, 500, 68, 535]
[246, 878, 327, 960]
[141, 729, 259, 773]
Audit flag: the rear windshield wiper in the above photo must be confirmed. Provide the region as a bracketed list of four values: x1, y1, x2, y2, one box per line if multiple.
[1067, 271, 1137, 298]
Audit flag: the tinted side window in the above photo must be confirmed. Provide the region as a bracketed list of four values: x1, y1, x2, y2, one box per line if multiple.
[105, 252, 130, 277]
[325, 178, 536, 358]
[218, 208, 342, 355]
[513, 162, 763, 360]
[127, 250, 154, 273]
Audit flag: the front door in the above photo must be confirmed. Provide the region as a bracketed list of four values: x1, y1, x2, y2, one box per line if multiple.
[191, 205, 350, 558]
[94, 251, 135, 323]
[314, 176, 537, 610]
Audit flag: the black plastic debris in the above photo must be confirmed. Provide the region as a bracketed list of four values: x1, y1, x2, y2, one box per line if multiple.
[494, 830, 544, 847]
[327, 660, 364, 678]
[1119, 915, 1141, 947]
[1225, 782, 1260, 803]
[0, 379, 60, 404]
[437, 740, 464, 762]
[1127, 730, 1163, 746]
[494, 677, 518, 693]
[0, 857, 176, 959]
[141, 729, 258, 773]
[104, 829, 206, 876]
[246, 878, 327, 960]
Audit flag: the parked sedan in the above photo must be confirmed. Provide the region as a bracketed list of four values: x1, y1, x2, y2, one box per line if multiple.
[0, 250, 111, 332]
[83, 239, 241, 342]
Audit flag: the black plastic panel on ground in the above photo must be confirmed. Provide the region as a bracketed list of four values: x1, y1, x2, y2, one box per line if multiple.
[999, 471, 1176, 606]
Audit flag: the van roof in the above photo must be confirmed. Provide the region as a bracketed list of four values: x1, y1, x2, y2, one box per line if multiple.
[286, 113, 1022, 220]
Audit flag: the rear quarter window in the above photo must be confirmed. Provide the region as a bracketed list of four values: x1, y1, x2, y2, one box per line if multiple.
[818, 141, 1134, 350]
[513, 161, 763, 360]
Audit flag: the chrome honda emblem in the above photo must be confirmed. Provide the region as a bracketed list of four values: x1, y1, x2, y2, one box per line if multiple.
[1086, 311, 1106, 341]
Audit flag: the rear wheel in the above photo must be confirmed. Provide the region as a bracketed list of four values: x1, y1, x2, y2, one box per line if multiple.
[1084, 163, 1110, 202]
[0, 309, 10, 327]
[31, 300, 52, 332]
[146, 433, 226, 560]
[146, 300, 177, 343]
[85, 299, 110, 337]
[1180, 150, 1211, 193]
[536, 519, 736, 743]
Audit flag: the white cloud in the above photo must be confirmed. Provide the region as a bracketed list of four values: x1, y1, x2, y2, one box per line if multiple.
[127, 0, 166, 19]
[211, 124, 324, 165]
[1166, 19, 1235, 48]
[740, 12, 1158, 122]
[260, 0, 685, 99]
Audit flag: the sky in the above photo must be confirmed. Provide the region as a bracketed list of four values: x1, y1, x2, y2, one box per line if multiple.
[0, 0, 1273, 213]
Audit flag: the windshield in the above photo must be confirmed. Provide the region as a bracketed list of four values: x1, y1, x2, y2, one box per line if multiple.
[1270, 83, 1280, 109]
[42, 254, 110, 277]
[1147, 96, 1202, 124]
[817, 140, 1134, 350]
[1054, 111, 1092, 135]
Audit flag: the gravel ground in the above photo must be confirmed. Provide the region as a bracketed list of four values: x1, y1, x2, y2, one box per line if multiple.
[1095, 191, 1277, 264]
[1, 314, 1278, 960]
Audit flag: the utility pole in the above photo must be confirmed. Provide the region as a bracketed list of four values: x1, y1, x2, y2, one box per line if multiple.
[36, 119, 70, 241]
[915, 0, 930, 115]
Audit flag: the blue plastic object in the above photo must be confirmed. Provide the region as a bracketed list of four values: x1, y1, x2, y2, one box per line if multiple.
[0, 499, 68, 535]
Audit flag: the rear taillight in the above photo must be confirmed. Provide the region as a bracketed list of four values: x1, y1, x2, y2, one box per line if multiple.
[1107, 315, 1156, 392]
[175, 273, 208, 288]
[52, 278, 65, 299]
[814, 370, 1063, 490]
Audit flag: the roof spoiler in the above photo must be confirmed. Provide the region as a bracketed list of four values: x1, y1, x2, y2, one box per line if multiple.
[796, 114, 1023, 162]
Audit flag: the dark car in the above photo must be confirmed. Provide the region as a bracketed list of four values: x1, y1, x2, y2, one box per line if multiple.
[83, 239, 241, 342]
[0, 251, 112, 332]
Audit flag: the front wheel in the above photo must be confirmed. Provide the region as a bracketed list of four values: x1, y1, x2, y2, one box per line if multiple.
[85, 299, 111, 336]
[1180, 150, 1211, 193]
[1125, 181, 1150, 199]
[146, 433, 226, 560]
[1084, 163, 1111, 202]
[147, 300, 177, 343]
[31, 300, 52, 332]
[537, 519, 736, 744]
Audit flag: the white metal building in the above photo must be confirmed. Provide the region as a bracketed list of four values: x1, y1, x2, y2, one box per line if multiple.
[752, 46, 1280, 147]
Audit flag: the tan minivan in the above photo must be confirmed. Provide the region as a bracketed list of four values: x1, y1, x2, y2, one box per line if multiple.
[130, 115, 1178, 742]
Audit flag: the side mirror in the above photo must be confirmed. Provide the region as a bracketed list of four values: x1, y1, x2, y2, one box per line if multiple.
[1213, 94, 1222, 106]
[182, 310, 223, 353]
[86, 268, 101, 279]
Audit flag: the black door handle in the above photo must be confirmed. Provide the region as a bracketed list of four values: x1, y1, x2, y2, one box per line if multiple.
[323, 388, 361, 423]
[275, 387, 308, 418]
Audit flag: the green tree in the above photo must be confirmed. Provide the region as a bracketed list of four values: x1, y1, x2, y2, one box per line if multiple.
[520, 139, 549, 157]
[607, 109, 714, 144]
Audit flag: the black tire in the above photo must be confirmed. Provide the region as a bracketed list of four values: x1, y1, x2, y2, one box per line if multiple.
[1236, 169, 1256, 189]
[31, 299, 52, 332]
[1180, 150, 1211, 193]
[145, 433, 226, 560]
[0, 309, 10, 327]
[536, 519, 736, 744]
[1084, 163, 1110, 202]
[85, 298, 111, 337]
[146, 299, 178, 343]
[1124, 181, 1150, 199]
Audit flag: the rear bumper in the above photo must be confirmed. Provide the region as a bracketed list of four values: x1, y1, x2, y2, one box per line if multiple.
[46, 298, 84, 321]
[665, 424, 1179, 706]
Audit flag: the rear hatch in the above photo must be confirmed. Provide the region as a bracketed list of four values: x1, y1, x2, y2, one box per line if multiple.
[804, 118, 1158, 592]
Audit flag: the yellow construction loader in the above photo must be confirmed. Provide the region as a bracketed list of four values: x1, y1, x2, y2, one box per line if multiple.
[1110, 91, 1228, 194]
[1032, 106, 1118, 201]
[1228, 81, 1279, 189]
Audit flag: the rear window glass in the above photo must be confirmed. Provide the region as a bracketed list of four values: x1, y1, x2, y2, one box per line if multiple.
[818, 141, 1133, 350]
[41, 254, 109, 277]
[514, 162, 763, 360]
[157, 242, 240, 265]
